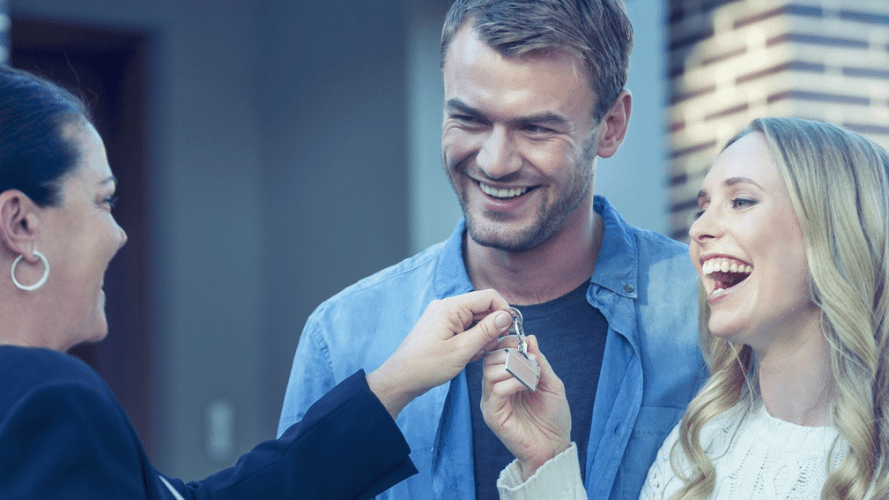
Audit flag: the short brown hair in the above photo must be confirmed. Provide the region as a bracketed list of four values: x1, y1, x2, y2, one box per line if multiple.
[441, 0, 633, 122]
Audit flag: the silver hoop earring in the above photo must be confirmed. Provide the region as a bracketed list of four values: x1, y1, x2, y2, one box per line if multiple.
[11, 251, 50, 291]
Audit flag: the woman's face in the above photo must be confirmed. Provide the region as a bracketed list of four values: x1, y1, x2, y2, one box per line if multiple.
[39, 122, 127, 351]
[689, 132, 819, 353]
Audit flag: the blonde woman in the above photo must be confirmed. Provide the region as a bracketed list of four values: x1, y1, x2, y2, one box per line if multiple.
[483, 117, 889, 499]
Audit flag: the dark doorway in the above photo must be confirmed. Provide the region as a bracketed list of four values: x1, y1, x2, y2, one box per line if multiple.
[10, 18, 155, 457]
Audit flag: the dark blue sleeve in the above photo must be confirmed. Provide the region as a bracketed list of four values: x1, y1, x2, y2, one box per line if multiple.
[165, 370, 418, 500]
[0, 353, 415, 500]
[0, 381, 164, 499]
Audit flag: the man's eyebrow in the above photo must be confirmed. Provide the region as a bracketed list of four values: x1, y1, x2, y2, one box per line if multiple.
[445, 98, 482, 116]
[445, 98, 569, 128]
[511, 111, 569, 129]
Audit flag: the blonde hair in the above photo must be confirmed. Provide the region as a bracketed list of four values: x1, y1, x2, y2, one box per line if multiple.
[671, 118, 889, 500]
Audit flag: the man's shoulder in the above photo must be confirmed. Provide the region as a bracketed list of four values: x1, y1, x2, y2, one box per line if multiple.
[327, 241, 446, 301]
[629, 225, 689, 258]
[305, 240, 455, 332]
[627, 226, 697, 279]
[596, 196, 691, 267]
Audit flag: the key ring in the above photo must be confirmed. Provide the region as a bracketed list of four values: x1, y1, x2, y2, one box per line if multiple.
[507, 306, 528, 356]
[504, 306, 539, 391]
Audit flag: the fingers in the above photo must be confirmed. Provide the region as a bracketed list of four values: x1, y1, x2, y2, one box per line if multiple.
[495, 335, 520, 350]
[468, 288, 511, 313]
[481, 347, 529, 402]
[369, 290, 514, 420]
[438, 289, 511, 329]
[522, 336, 565, 394]
[443, 289, 512, 358]
[456, 308, 512, 361]
[482, 336, 562, 402]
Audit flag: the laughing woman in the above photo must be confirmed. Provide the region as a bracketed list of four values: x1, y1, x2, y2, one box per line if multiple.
[482, 117, 889, 500]
[639, 118, 889, 500]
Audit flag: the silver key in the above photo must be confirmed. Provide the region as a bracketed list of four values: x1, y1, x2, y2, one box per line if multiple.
[504, 307, 540, 391]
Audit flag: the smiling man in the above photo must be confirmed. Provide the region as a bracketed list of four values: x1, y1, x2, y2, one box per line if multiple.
[278, 1, 704, 499]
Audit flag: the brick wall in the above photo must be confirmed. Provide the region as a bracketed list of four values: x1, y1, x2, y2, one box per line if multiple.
[667, 0, 889, 240]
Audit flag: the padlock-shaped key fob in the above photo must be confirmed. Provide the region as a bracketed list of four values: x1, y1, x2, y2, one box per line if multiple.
[505, 348, 540, 391]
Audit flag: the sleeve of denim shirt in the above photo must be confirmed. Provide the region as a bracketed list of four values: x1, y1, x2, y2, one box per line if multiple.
[278, 320, 339, 436]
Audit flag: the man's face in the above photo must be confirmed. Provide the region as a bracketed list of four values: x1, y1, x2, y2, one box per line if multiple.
[441, 24, 600, 253]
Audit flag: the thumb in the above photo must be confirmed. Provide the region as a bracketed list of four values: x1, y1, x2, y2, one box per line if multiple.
[458, 310, 512, 357]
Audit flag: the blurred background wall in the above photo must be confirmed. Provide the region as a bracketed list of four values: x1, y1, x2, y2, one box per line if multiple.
[5, 0, 888, 482]
[0, 2, 7, 62]
[666, 0, 889, 239]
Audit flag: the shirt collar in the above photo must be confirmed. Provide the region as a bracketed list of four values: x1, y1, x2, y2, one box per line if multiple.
[591, 196, 639, 299]
[432, 196, 640, 300]
[433, 218, 474, 298]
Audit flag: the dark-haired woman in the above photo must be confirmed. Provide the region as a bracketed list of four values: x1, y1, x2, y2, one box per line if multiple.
[0, 64, 515, 499]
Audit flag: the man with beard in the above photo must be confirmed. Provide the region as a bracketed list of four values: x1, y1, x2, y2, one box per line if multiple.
[278, 1, 704, 498]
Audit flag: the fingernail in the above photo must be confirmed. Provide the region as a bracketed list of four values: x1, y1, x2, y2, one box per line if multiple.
[495, 311, 511, 329]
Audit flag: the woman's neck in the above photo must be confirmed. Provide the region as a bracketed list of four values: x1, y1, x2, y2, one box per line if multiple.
[756, 322, 833, 427]
[0, 299, 58, 351]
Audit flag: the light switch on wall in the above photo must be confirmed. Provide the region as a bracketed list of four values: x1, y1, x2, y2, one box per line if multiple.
[206, 399, 234, 462]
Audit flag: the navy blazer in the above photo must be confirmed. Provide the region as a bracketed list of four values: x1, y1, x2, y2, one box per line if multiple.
[0, 346, 417, 499]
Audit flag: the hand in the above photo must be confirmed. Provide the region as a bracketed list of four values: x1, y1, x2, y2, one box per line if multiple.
[482, 335, 571, 480]
[367, 289, 513, 419]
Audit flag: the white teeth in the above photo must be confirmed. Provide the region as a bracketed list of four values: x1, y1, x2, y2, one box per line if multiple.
[702, 258, 752, 276]
[480, 182, 529, 199]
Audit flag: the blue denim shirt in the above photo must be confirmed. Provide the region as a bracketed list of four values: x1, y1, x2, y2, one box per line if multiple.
[279, 197, 705, 500]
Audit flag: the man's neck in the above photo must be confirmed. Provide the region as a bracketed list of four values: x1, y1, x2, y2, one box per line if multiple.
[464, 209, 603, 306]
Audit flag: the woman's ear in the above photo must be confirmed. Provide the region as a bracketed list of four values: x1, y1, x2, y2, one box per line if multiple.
[0, 190, 42, 259]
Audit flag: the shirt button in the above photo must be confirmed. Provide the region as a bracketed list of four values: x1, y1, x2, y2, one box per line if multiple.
[623, 284, 634, 293]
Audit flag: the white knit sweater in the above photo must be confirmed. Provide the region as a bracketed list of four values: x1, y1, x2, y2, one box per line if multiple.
[496, 443, 587, 500]
[639, 404, 845, 500]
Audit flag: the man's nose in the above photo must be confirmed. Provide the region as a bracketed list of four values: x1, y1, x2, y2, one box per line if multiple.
[475, 126, 521, 178]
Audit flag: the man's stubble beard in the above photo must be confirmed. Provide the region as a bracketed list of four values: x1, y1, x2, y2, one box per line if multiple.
[451, 132, 599, 254]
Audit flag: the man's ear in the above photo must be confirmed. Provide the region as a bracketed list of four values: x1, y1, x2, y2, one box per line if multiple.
[596, 90, 632, 159]
[0, 190, 42, 259]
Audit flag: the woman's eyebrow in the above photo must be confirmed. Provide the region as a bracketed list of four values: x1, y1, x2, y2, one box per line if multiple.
[724, 176, 762, 189]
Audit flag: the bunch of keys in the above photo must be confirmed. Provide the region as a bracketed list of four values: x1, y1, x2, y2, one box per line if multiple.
[504, 307, 540, 392]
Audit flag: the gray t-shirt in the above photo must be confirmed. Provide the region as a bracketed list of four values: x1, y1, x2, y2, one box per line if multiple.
[466, 280, 608, 498]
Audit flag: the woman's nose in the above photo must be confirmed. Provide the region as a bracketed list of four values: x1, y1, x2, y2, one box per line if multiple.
[688, 207, 717, 243]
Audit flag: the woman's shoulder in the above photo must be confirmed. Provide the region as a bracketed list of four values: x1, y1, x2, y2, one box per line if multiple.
[657, 405, 747, 453]
[641, 405, 750, 499]
[0, 346, 110, 409]
[0, 347, 159, 499]
[0, 345, 101, 378]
